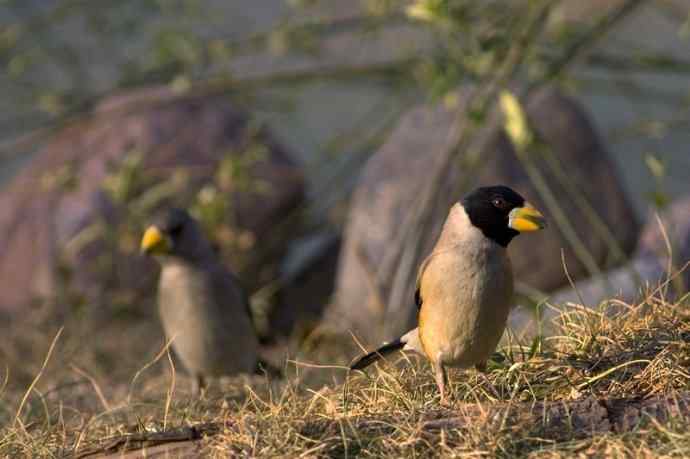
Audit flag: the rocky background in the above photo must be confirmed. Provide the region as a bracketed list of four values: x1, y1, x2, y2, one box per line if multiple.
[0, 0, 688, 395]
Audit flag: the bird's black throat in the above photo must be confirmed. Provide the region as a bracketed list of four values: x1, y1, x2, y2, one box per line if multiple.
[470, 222, 519, 247]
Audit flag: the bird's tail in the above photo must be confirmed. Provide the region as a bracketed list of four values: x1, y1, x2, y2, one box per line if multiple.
[349, 338, 405, 370]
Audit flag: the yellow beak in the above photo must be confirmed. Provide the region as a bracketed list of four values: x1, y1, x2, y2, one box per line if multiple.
[508, 202, 546, 232]
[140, 226, 171, 255]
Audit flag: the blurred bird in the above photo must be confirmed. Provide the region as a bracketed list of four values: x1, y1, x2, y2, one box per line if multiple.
[140, 208, 259, 395]
[350, 186, 546, 404]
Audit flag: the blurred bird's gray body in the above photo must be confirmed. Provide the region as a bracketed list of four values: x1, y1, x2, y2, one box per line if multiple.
[415, 203, 513, 368]
[158, 258, 258, 377]
[141, 208, 259, 393]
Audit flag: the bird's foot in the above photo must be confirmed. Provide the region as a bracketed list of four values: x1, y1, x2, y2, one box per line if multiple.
[192, 375, 207, 398]
[433, 362, 450, 407]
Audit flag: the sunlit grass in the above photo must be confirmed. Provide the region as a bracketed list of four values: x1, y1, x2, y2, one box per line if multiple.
[1, 286, 689, 457]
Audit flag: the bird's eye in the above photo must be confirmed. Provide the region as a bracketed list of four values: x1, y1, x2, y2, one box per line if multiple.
[492, 197, 507, 209]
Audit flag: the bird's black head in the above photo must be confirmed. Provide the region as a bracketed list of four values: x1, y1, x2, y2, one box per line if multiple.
[140, 208, 212, 261]
[462, 185, 546, 247]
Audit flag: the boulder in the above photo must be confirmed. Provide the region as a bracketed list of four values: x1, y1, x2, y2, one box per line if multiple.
[0, 86, 304, 315]
[270, 231, 341, 338]
[325, 86, 640, 346]
[509, 195, 690, 337]
[552, 195, 690, 306]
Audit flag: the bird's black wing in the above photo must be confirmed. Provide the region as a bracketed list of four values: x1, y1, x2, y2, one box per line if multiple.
[414, 287, 422, 310]
[220, 269, 273, 344]
[208, 263, 256, 329]
[238, 280, 254, 324]
[414, 254, 434, 310]
[414, 245, 462, 310]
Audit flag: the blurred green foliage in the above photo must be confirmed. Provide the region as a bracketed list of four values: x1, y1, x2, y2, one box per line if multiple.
[3, 0, 687, 319]
[1, 1, 687, 297]
[1, 0, 686, 165]
[0, 1, 574, 131]
[0, 0, 689, 428]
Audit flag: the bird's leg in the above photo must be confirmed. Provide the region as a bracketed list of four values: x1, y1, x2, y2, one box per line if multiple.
[192, 374, 206, 397]
[433, 361, 449, 406]
[474, 361, 499, 399]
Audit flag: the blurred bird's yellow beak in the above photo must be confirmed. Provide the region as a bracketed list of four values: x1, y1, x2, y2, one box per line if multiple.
[508, 203, 546, 232]
[140, 226, 171, 255]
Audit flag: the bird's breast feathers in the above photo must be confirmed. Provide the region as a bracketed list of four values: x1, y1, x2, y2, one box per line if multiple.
[418, 233, 513, 367]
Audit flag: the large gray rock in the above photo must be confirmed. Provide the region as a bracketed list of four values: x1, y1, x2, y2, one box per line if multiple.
[509, 195, 690, 337]
[551, 195, 690, 306]
[325, 86, 640, 346]
[0, 86, 304, 315]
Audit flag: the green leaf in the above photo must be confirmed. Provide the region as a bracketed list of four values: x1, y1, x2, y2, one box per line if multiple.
[499, 90, 533, 151]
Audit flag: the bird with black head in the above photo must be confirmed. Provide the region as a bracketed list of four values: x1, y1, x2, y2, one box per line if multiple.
[350, 185, 546, 404]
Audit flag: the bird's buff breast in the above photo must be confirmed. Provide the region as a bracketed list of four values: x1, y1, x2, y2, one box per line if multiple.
[418, 243, 513, 368]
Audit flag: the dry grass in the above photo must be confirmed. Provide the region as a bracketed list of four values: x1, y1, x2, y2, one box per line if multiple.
[1, 288, 690, 458]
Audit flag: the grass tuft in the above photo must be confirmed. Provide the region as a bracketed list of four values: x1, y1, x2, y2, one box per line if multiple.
[1, 288, 690, 457]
